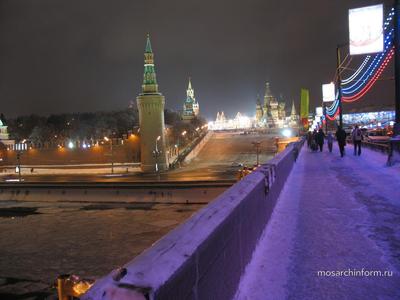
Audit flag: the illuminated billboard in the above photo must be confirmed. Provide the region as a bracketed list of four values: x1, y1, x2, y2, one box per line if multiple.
[349, 4, 384, 55]
[322, 83, 335, 102]
[300, 89, 310, 129]
[316, 107, 323, 117]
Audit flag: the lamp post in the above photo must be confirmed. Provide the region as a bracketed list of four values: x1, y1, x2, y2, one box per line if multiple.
[180, 130, 187, 155]
[16, 151, 21, 181]
[153, 135, 161, 174]
[104, 137, 114, 174]
[387, 0, 400, 165]
[337, 45, 344, 128]
[394, 0, 400, 135]
[175, 144, 179, 157]
[323, 104, 328, 134]
[251, 141, 261, 166]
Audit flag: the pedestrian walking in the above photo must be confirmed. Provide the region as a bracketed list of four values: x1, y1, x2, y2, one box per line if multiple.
[307, 131, 312, 148]
[310, 129, 318, 151]
[351, 125, 362, 156]
[316, 128, 325, 152]
[327, 132, 333, 153]
[335, 126, 347, 157]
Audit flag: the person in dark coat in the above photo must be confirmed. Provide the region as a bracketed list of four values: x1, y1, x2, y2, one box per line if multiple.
[351, 125, 363, 156]
[307, 131, 313, 148]
[316, 128, 325, 152]
[311, 129, 318, 151]
[327, 132, 333, 153]
[335, 126, 347, 157]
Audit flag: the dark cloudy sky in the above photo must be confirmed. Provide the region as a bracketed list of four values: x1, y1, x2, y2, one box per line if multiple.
[0, 0, 395, 119]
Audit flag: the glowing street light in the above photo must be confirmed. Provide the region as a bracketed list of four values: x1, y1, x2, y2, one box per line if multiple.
[153, 136, 162, 174]
[104, 137, 114, 174]
[282, 129, 292, 138]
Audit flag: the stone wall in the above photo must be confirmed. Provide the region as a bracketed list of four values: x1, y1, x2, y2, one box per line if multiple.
[0, 141, 140, 166]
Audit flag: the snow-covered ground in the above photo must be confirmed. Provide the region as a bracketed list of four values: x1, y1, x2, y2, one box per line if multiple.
[0, 186, 225, 298]
[235, 143, 400, 299]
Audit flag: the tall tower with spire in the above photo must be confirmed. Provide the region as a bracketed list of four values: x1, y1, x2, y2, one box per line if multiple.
[137, 35, 168, 172]
[290, 100, 299, 127]
[182, 77, 199, 121]
[255, 94, 263, 124]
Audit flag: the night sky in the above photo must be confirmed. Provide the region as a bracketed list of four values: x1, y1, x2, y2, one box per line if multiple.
[0, 0, 395, 119]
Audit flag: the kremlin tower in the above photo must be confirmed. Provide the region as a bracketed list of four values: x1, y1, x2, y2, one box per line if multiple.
[137, 35, 168, 172]
[182, 77, 200, 122]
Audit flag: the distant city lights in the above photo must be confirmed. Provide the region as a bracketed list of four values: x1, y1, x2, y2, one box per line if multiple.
[208, 112, 252, 130]
[282, 129, 292, 137]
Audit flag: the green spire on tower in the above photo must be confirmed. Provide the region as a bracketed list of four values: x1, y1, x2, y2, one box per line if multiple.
[145, 34, 152, 53]
[142, 34, 159, 94]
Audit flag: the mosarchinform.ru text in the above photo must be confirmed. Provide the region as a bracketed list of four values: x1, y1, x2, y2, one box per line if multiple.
[317, 269, 394, 277]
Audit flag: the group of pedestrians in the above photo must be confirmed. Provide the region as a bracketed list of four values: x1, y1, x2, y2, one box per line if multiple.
[307, 129, 330, 152]
[306, 125, 362, 158]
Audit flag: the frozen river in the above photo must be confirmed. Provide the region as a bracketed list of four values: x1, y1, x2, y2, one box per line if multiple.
[0, 187, 226, 298]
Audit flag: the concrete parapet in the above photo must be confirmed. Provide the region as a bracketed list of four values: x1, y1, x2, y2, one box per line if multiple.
[82, 139, 305, 300]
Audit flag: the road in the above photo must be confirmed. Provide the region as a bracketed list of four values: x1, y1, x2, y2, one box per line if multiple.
[1, 132, 277, 183]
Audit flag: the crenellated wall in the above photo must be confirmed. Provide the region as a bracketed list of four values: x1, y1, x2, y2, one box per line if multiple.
[82, 139, 304, 300]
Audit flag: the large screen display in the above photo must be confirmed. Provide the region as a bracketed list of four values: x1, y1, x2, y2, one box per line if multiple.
[322, 83, 335, 102]
[349, 4, 384, 55]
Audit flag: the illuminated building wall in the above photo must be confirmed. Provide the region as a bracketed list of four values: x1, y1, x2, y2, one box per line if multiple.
[342, 111, 395, 127]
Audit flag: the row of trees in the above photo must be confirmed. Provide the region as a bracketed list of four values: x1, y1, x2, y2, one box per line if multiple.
[3, 109, 207, 147]
[5, 108, 138, 144]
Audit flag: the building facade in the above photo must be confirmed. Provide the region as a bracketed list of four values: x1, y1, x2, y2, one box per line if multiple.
[136, 35, 168, 172]
[0, 118, 14, 149]
[256, 82, 299, 129]
[255, 95, 263, 124]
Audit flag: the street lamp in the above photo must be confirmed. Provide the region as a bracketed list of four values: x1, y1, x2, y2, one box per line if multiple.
[251, 141, 261, 166]
[181, 130, 187, 146]
[104, 136, 114, 174]
[16, 151, 21, 181]
[336, 44, 347, 128]
[153, 135, 162, 175]
[394, 0, 400, 136]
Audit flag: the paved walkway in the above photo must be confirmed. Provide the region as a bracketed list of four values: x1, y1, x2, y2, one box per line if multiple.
[235, 143, 400, 300]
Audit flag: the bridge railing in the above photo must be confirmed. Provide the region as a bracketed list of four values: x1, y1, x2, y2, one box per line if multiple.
[361, 140, 390, 153]
[82, 139, 305, 300]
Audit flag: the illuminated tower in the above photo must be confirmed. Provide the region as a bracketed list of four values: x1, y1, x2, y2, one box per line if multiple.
[137, 35, 168, 172]
[290, 101, 297, 117]
[255, 94, 263, 124]
[290, 100, 299, 127]
[182, 77, 199, 121]
[263, 82, 279, 127]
